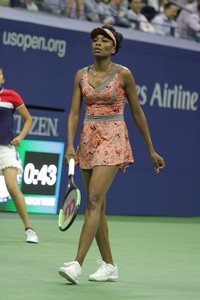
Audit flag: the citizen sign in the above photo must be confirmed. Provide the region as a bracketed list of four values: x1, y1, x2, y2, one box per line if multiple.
[14, 115, 59, 137]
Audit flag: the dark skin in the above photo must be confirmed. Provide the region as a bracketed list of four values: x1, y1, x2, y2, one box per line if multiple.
[65, 34, 165, 266]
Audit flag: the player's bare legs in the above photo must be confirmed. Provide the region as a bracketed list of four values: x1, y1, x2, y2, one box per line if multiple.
[81, 170, 114, 264]
[3, 167, 31, 228]
[95, 198, 114, 264]
[75, 165, 119, 266]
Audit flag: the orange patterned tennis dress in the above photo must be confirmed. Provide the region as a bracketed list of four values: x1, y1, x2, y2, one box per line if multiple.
[76, 64, 134, 171]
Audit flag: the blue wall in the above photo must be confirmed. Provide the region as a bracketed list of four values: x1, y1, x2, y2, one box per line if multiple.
[1, 8, 200, 216]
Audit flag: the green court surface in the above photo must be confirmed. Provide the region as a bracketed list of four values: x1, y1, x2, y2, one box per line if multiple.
[0, 213, 200, 300]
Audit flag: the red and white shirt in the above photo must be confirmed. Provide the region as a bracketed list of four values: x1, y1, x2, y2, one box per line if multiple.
[0, 88, 24, 145]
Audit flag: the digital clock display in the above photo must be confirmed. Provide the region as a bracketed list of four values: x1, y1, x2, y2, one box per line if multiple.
[22, 152, 59, 194]
[0, 140, 64, 214]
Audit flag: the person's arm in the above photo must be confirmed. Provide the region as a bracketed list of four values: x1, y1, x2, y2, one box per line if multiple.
[187, 14, 200, 32]
[11, 105, 32, 147]
[140, 15, 156, 34]
[84, 0, 99, 22]
[151, 16, 166, 36]
[65, 69, 83, 163]
[120, 67, 165, 173]
[101, 3, 115, 25]
[66, 0, 75, 17]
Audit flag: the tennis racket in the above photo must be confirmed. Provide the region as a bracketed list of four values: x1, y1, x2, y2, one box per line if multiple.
[58, 157, 81, 231]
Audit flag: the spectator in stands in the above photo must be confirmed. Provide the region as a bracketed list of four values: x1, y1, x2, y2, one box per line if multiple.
[65, 0, 85, 19]
[42, 0, 63, 15]
[151, 2, 178, 36]
[144, 0, 165, 12]
[84, 0, 112, 24]
[127, 0, 156, 33]
[140, 2, 157, 21]
[185, 3, 200, 42]
[177, 0, 200, 39]
[106, 0, 132, 28]
[25, 0, 39, 11]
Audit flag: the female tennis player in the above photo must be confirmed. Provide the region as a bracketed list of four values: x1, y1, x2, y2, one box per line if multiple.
[0, 68, 38, 243]
[58, 25, 165, 284]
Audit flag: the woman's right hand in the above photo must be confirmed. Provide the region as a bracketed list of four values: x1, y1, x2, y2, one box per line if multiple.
[64, 145, 76, 165]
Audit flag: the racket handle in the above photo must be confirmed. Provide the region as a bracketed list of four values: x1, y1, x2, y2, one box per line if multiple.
[68, 157, 75, 176]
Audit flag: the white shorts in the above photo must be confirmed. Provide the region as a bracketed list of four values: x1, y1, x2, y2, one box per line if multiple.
[0, 145, 23, 175]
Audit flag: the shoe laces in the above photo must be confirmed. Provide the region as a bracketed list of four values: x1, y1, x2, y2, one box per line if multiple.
[26, 229, 36, 237]
[64, 261, 75, 267]
[63, 261, 81, 270]
[96, 260, 114, 275]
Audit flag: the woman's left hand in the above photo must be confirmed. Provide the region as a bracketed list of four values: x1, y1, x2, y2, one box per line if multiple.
[10, 136, 22, 147]
[150, 152, 165, 173]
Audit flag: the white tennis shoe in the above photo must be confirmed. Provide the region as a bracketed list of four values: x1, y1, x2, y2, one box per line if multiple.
[89, 260, 118, 282]
[58, 261, 82, 284]
[25, 228, 38, 243]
